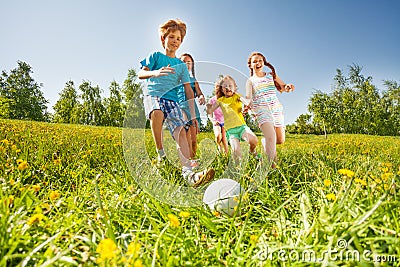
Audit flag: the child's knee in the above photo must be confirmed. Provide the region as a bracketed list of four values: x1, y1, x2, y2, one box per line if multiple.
[276, 136, 285, 144]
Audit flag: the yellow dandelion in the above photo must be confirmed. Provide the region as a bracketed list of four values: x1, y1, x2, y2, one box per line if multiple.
[96, 238, 119, 263]
[49, 190, 61, 200]
[127, 242, 141, 258]
[381, 173, 392, 181]
[324, 179, 332, 187]
[380, 167, 389, 173]
[167, 214, 180, 228]
[18, 160, 28, 171]
[250, 235, 258, 244]
[354, 178, 367, 186]
[16, 149, 21, 153]
[11, 145, 17, 150]
[53, 158, 61, 165]
[133, 259, 143, 267]
[9, 195, 14, 204]
[32, 184, 41, 192]
[338, 169, 355, 178]
[1, 139, 9, 145]
[27, 213, 44, 225]
[179, 211, 190, 218]
[384, 184, 390, 190]
[326, 193, 336, 201]
[212, 210, 221, 217]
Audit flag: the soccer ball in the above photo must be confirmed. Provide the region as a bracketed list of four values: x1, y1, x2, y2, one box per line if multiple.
[203, 178, 242, 217]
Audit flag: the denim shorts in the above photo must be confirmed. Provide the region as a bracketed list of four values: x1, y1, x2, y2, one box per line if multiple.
[143, 95, 188, 135]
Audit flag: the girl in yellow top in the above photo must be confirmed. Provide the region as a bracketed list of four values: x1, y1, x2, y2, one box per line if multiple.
[206, 75, 258, 161]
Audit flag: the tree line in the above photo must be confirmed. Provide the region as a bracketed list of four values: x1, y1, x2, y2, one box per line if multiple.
[1, 61, 399, 136]
[1, 61, 145, 127]
[287, 64, 400, 136]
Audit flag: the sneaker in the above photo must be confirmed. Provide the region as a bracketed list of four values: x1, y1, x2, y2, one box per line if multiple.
[157, 154, 166, 163]
[183, 168, 215, 188]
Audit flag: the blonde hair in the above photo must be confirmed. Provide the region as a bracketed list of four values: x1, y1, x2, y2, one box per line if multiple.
[214, 75, 237, 99]
[159, 19, 187, 48]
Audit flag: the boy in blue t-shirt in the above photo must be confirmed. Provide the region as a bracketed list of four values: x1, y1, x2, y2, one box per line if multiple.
[138, 18, 214, 188]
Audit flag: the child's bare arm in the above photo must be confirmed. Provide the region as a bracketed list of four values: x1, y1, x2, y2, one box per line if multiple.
[206, 102, 219, 114]
[194, 81, 205, 105]
[138, 65, 176, 79]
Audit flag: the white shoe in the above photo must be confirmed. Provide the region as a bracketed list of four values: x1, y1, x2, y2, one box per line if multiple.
[183, 168, 215, 188]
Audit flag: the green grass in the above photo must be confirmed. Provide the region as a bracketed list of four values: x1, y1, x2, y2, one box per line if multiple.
[0, 119, 399, 266]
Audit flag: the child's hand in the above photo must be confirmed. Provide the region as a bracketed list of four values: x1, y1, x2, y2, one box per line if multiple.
[242, 105, 250, 115]
[198, 94, 205, 105]
[284, 84, 295, 92]
[154, 64, 175, 77]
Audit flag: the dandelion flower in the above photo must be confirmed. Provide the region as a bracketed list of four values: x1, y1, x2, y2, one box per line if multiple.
[1, 139, 9, 145]
[250, 235, 258, 244]
[179, 211, 190, 218]
[167, 214, 180, 228]
[338, 169, 355, 178]
[49, 190, 61, 200]
[53, 158, 61, 165]
[133, 259, 143, 267]
[96, 238, 119, 263]
[32, 184, 41, 192]
[354, 178, 367, 186]
[27, 213, 44, 225]
[326, 193, 336, 201]
[212, 211, 221, 217]
[127, 242, 141, 258]
[324, 179, 332, 187]
[18, 160, 28, 171]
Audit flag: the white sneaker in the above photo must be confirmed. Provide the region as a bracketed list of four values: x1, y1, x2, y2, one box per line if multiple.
[183, 167, 215, 188]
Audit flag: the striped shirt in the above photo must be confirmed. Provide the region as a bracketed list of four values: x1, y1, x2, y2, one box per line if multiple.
[249, 73, 284, 127]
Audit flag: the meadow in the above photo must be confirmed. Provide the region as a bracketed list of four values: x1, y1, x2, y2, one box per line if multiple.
[0, 119, 399, 267]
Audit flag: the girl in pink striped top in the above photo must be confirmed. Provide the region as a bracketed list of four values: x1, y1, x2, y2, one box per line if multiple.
[245, 52, 295, 162]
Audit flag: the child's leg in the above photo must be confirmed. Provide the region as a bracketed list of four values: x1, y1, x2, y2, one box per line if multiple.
[188, 125, 197, 158]
[213, 125, 223, 152]
[172, 126, 191, 166]
[229, 137, 242, 161]
[220, 126, 229, 154]
[241, 128, 258, 155]
[259, 122, 277, 163]
[149, 110, 164, 150]
[275, 126, 286, 144]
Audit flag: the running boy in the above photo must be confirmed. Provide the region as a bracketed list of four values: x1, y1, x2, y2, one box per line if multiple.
[138, 19, 214, 187]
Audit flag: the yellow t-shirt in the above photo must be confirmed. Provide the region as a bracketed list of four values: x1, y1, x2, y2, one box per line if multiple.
[217, 93, 245, 130]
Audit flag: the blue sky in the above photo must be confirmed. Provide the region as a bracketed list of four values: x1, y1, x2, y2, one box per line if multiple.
[1, 0, 399, 124]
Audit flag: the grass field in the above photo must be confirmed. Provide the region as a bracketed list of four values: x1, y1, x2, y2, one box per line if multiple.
[1, 119, 399, 266]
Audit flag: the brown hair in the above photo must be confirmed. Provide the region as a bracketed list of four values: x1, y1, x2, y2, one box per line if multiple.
[159, 19, 187, 48]
[214, 75, 237, 99]
[247, 52, 284, 91]
[180, 53, 195, 78]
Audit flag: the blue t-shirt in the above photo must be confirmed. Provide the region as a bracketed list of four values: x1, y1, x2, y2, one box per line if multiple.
[140, 51, 190, 102]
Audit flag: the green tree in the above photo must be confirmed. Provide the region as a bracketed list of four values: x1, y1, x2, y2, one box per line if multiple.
[103, 80, 125, 127]
[53, 80, 79, 124]
[79, 81, 105, 126]
[0, 61, 49, 121]
[122, 69, 145, 128]
[305, 64, 399, 136]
